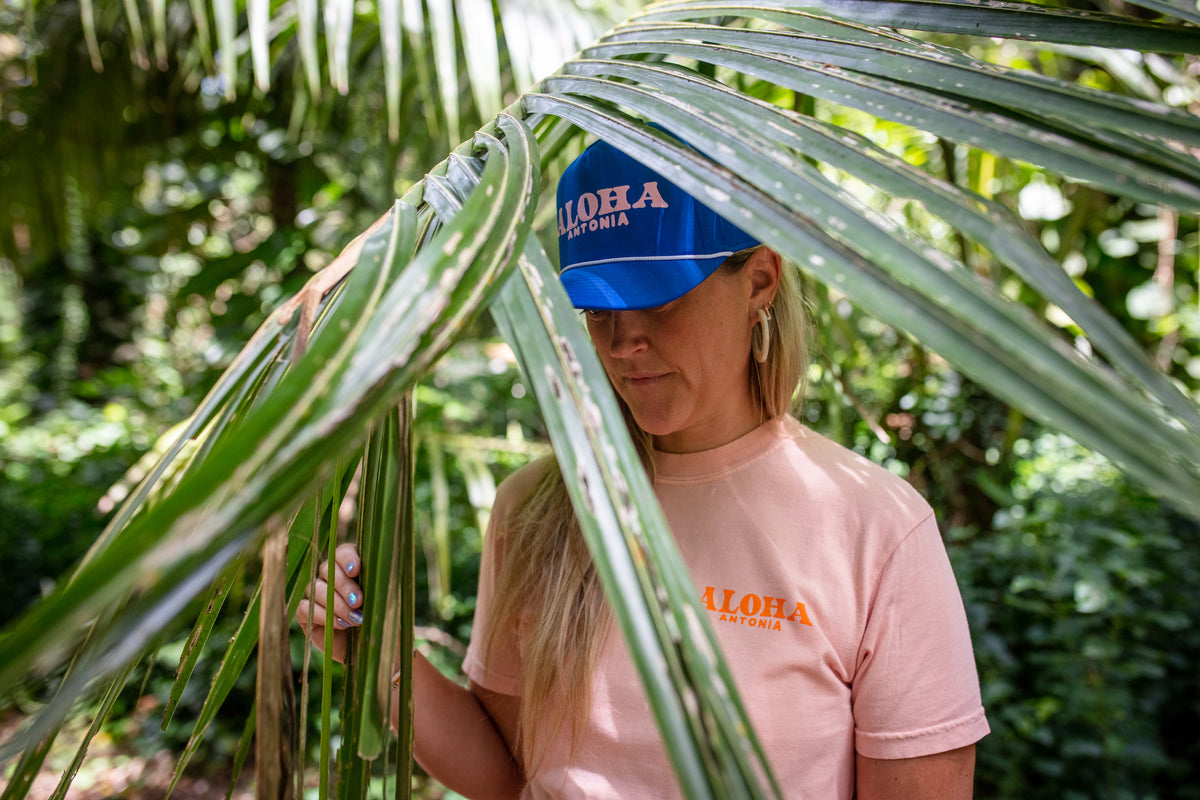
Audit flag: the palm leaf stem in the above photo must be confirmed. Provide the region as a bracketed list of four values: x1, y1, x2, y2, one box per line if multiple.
[1129, 0, 1200, 26]
[641, 0, 1200, 50]
[616, 18, 1200, 152]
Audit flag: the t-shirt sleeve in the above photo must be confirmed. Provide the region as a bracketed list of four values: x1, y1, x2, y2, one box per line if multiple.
[461, 515, 519, 694]
[851, 513, 989, 760]
[461, 460, 548, 697]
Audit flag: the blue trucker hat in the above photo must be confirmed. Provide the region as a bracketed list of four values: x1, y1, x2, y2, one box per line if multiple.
[556, 136, 758, 310]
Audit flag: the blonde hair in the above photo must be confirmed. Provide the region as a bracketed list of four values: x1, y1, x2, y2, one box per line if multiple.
[484, 246, 809, 770]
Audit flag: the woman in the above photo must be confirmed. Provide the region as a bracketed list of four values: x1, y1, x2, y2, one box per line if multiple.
[298, 135, 989, 799]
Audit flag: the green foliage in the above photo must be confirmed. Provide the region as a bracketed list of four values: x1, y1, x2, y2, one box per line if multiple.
[803, 271, 1200, 797]
[410, 347, 548, 635]
[0, 405, 155, 625]
[950, 439, 1200, 799]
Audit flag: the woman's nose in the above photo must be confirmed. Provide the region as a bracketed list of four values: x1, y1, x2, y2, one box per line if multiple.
[607, 310, 650, 358]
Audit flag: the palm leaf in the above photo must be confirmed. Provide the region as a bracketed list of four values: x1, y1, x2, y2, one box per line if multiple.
[493, 234, 782, 797]
[749, 0, 1200, 45]
[0, 110, 539, 786]
[1131, 0, 1200, 26]
[588, 29, 1200, 209]
[555, 57, 1200, 434]
[78, 0, 615, 142]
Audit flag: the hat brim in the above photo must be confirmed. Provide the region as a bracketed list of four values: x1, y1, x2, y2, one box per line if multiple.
[560, 254, 732, 311]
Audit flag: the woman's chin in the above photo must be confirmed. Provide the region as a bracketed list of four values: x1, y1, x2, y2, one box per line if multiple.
[627, 411, 680, 440]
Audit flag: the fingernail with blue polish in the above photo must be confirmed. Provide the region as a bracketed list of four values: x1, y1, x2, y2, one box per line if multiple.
[348, 592, 359, 606]
[349, 610, 363, 626]
[334, 617, 349, 629]
[346, 562, 356, 574]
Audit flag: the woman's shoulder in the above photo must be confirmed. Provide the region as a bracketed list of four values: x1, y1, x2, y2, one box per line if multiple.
[778, 417, 932, 513]
[498, 454, 556, 494]
[493, 454, 557, 516]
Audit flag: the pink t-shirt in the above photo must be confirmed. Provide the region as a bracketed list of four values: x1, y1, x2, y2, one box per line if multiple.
[464, 416, 988, 798]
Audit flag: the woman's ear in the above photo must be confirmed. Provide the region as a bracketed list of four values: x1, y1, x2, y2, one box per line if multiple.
[747, 246, 782, 308]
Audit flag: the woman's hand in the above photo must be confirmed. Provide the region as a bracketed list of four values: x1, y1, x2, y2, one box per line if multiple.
[297, 546, 524, 798]
[296, 542, 364, 663]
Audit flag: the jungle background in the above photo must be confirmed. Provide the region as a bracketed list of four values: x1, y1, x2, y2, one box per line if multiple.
[2, 0, 1200, 797]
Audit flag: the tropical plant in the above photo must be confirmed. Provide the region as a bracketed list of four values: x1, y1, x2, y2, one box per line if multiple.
[2, 0, 1200, 798]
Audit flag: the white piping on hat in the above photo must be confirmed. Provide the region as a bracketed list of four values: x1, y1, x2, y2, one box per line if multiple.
[562, 251, 735, 272]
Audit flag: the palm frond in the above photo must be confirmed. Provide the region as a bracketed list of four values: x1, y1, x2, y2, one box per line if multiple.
[76, 0, 617, 143]
[493, 233, 782, 797]
[724, 0, 1200, 44]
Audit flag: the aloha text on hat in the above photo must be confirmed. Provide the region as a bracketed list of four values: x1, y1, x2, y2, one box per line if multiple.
[558, 181, 669, 242]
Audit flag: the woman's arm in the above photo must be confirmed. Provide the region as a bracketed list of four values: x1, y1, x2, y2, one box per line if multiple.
[851, 514, 988, 795]
[856, 744, 975, 800]
[405, 656, 524, 800]
[298, 543, 525, 800]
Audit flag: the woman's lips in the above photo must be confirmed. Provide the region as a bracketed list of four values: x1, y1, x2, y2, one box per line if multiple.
[624, 372, 668, 388]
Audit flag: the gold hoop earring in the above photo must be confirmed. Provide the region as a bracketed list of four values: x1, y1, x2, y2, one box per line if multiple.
[753, 307, 771, 363]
